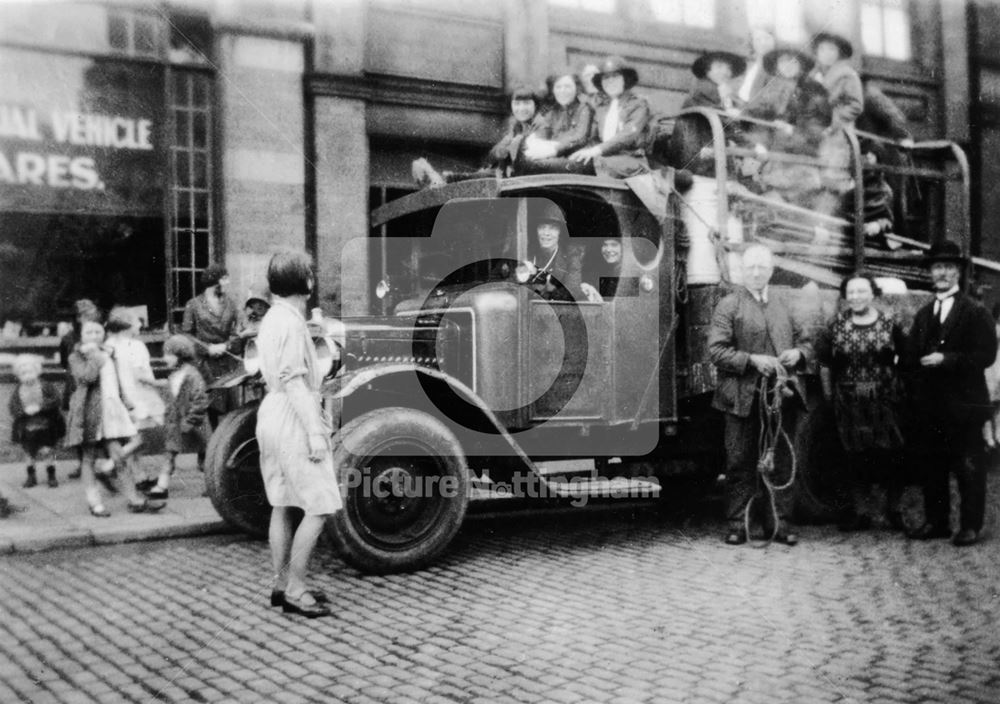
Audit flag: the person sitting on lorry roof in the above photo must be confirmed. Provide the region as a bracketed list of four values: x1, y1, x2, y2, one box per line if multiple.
[518, 201, 583, 302]
[682, 51, 746, 114]
[810, 32, 864, 132]
[412, 86, 545, 187]
[520, 70, 595, 170]
[568, 55, 652, 178]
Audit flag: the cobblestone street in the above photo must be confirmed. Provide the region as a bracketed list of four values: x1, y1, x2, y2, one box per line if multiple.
[1, 481, 999, 704]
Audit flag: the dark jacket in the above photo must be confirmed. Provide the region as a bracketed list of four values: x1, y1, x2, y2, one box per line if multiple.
[682, 79, 731, 111]
[182, 291, 243, 383]
[814, 60, 863, 129]
[165, 364, 213, 453]
[903, 292, 997, 426]
[708, 287, 812, 417]
[9, 381, 65, 446]
[539, 101, 594, 156]
[591, 89, 651, 158]
[857, 84, 911, 141]
[488, 115, 545, 170]
[64, 349, 105, 447]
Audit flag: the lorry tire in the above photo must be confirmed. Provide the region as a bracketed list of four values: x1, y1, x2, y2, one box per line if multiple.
[327, 407, 470, 575]
[204, 402, 270, 538]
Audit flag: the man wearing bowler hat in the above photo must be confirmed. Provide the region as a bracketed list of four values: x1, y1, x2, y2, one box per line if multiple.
[904, 241, 996, 546]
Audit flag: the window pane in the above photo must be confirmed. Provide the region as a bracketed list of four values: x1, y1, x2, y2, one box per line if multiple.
[192, 75, 208, 106]
[173, 72, 190, 107]
[176, 229, 193, 268]
[192, 152, 207, 189]
[860, 4, 884, 56]
[108, 14, 128, 51]
[174, 150, 191, 187]
[773, 0, 804, 42]
[651, 0, 682, 23]
[194, 232, 211, 269]
[683, 0, 714, 28]
[883, 7, 911, 60]
[192, 112, 208, 148]
[176, 271, 195, 306]
[134, 17, 159, 56]
[175, 109, 190, 146]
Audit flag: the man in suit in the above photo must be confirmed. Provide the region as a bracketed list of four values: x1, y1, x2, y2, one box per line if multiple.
[904, 241, 996, 546]
[708, 244, 812, 545]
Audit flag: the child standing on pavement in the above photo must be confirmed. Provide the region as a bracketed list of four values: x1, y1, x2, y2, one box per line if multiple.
[9, 354, 65, 489]
[144, 335, 212, 501]
[65, 320, 159, 516]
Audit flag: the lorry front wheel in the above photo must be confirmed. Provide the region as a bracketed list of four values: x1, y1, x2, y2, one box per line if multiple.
[327, 407, 470, 575]
[204, 403, 270, 538]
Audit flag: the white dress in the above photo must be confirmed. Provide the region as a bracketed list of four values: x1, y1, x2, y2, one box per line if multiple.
[255, 299, 342, 516]
[107, 336, 165, 428]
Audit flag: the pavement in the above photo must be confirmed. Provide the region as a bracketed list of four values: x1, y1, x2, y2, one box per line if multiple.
[0, 454, 230, 554]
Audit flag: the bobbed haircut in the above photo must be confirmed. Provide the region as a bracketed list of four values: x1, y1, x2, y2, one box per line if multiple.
[199, 263, 229, 291]
[267, 250, 314, 297]
[839, 271, 882, 299]
[163, 334, 197, 362]
[105, 306, 136, 333]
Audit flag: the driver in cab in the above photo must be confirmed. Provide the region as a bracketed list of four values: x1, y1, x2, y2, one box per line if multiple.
[518, 201, 585, 302]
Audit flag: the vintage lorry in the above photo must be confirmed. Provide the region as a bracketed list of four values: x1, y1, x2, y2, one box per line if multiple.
[204, 108, 982, 574]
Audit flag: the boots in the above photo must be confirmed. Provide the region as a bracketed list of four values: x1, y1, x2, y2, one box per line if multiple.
[22, 466, 37, 488]
[46, 465, 58, 489]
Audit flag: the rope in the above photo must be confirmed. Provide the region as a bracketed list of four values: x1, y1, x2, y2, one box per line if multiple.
[743, 370, 798, 546]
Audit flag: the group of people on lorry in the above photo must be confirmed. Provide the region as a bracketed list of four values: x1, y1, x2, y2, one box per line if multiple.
[413, 27, 913, 248]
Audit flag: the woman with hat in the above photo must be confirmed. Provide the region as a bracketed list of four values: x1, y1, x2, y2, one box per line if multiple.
[811, 32, 864, 131]
[681, 51, 747, 112]
[521, 200, 583, 302]
[569, 55, 652, 179]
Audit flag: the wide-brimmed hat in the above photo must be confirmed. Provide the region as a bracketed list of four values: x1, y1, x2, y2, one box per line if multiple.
[592, 55, 639, 92]
[762, 46, 816, 76]
[691, 51, 747, 80]
[532, 199, 567, 227]
[812, 31, 854, 59]
[923, 240, 967, 266]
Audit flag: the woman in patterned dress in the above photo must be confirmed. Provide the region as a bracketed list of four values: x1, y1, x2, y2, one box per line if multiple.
[256, 251, 342, 618]
[819, 272, 906, 531]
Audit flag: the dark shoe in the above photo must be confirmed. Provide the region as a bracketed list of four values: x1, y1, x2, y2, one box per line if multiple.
[135, 478, 158, 492]
[952, 529, 979, 547]
[281, 592, 331, 618]
[127, 499, 167, 514]
[67, 467, 82, 480]
[0, 497, 27, 518]
[145, 488, 168, 501]
[885, 511, 906, 532]
[89, 505, 111, 518]
[773, 531, 799, 546]
[270, 589, 329, 607]
[46, 466, 58, 488]
[22, 467, 37, 489]
[94, 470, 119, 495]
[907, 523, 951, 540]
[837, 514, 872, 532]
[724, 529, 747, 546]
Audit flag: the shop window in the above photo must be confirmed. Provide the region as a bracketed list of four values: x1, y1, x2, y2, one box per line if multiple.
[744, 0, 805, 42]
[107, 9, 164, 59]
[861, 0, 912, 61]
[650, 0, 715, 28]
[169, 70, 214, 324]
[547, 0, 615, 13]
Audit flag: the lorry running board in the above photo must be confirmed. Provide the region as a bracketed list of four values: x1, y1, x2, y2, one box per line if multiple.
[534, 459, 597, 480]
[542, 476, 661, 501]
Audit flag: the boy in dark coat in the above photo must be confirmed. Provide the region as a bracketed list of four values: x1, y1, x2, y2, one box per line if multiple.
[9, 354, 65, 488]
